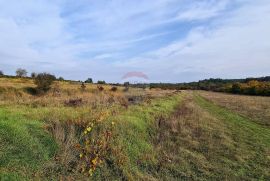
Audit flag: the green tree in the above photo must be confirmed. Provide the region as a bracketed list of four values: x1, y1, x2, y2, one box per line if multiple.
[97, 80, 106, 84]
[58, 77, 64, 81]
[85, 78, 93, 83]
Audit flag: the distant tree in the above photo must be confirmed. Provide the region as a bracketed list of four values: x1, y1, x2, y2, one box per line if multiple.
[0, 70, 4, 76]
[123, 81, 129, 92]
[58, 77, 64, 81]
[97, 80, 106, 84]
[16, 68, 27, 77]
[124, 82, 129, 87]
[85, 78, 93, 83]
[34, 73, 56, 92]
[31, 72, 37, 78]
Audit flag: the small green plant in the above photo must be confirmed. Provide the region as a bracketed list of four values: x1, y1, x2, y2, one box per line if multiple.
[78, 111, 114, 176]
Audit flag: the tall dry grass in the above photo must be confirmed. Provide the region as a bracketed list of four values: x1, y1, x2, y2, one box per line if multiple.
[198, 90, 270, 126]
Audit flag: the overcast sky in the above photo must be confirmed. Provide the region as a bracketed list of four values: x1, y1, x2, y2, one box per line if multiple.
[0, 0, 269, 82]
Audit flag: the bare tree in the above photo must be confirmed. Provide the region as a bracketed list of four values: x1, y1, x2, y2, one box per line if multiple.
[16, 68, 27, 77]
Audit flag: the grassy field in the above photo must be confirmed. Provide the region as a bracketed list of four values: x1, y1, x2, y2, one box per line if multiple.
[0, 78, 270, 180]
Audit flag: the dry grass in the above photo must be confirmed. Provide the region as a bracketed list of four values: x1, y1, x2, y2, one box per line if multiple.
[1, 78, 270, 180]
[0, 77, 174, 108]
[151, 92, 270, 180]
[198, 90, 270, 127]
[152, 94, 232, 180]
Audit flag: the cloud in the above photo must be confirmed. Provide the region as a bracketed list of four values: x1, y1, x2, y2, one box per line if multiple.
[112, 0, 270, 82]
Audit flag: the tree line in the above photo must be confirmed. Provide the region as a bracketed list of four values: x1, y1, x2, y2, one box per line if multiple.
[1, 69, 269, 96]
[148, 77, 270, 96]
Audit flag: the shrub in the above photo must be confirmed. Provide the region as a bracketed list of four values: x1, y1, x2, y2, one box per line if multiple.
[81, 82, 86, 91]
[231, 83, 241, 94]
[85, 78, 93, 83]
[0, 70, 4, 76]
[58, 77, 64, 81]
[110, 86, 117, 92]
[123, 82, 129, 92]
[97, 80, 106, 84]
[34, 73, 56, 92]
[97, 86, 104, 91]
[16, 68, 27, 77]
[123, 82, 129, 86]
[31, 72, 37, 78]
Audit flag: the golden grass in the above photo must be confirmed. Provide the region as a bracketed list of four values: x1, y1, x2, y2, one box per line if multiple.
[198, 90, 270, 126]
[0, 77, 174, 108]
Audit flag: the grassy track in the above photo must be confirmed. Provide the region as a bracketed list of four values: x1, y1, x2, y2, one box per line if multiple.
[93, 93, 185, 180]
[194, 93, 270, 180]
[194, 94, 270, 146]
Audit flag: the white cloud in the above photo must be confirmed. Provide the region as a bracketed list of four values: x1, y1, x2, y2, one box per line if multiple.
[0, 0, 269, 82]
[114, 0, 270, 82]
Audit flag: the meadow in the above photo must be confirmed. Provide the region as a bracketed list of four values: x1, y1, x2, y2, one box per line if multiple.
[0, 77, 270, 180]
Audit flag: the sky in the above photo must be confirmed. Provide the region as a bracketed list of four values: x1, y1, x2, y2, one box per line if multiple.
[0, 0, 269, 83]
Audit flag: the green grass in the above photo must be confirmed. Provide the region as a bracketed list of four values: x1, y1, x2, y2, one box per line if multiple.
[1, 89, 270, 180]
[194, 94, 270, 180]
[0, 108, 58, 180]
[93, 94, 184, 180]
[194, 94, 270, 147]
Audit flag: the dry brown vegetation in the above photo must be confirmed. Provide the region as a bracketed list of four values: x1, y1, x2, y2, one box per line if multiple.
[0, 77, 174, 108]
[198, 91, 270, 126]
[1, 77, 270, 180]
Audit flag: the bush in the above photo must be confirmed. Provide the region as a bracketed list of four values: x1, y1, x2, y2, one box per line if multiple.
[110, 86, 117, 92]
[0, 70, 4, 76]
[231, 83, 241, 94]
[85, 78, 93, 83]
[97, 86, 104, 91]
[58, 77, 64, 81]
[81, 82, 86, 91]
[16, 68, 27, 77]
[97, 80, 106, 84]
[34, 73, 56, 92]
[31, 72, 37, 78]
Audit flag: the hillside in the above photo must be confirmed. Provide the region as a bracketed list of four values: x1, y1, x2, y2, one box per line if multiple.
[0, 78, 270, 180]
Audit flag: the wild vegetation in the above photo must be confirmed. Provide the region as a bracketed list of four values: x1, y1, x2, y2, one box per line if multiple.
[0, 76, 270, 180]
[149, 76, 270, 96]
